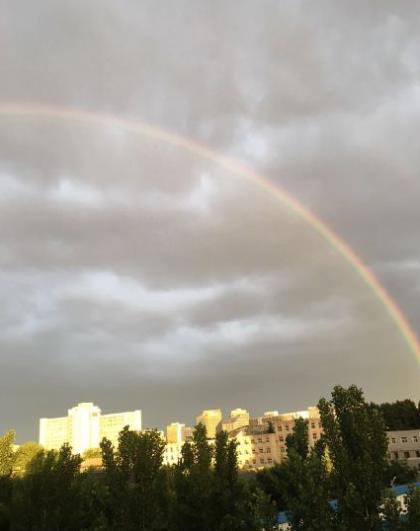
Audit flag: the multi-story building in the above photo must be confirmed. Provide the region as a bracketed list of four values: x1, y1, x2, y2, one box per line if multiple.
[166, 422, 186, 444]
[196, 409, 222, 439]
[387, 429, 420, 470]
[221, 409, 250, 433]
[163, 442, 184, 466]
[39, 402, 142, 454]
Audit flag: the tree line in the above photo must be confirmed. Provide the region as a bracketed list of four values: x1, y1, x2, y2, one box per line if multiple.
[0, 385, 418, 530]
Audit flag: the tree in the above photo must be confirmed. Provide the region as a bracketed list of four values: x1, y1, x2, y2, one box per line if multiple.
[212, 430, 243, 530]
[405, 485, 420, 531]
[286, 417, 309, 461]
[11, 444, 84, 530]
[382, 490, 404, 531]
[12, 441, 43, 476]
[373, 400, 420, 430]
[173, 423, 213, 531]
[257, 419, 335, 530]
[82, 448, 102, 459]
[383, 460, 417, 488]
[318, 385, 388, 530]
[100, 427, 169, 530]
[0, 432, 15, 478]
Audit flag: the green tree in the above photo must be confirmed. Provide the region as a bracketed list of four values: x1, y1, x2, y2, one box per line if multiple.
[374, 400, 420, 430]
[383, 460, 417, 487]
[382, 491, 403, 531]
[12, 441, 43, 476]
[405, 485, 420, 531]
[11, 444, 84, 530]
[212, 430, 242, 530]
[173, 424, 213, 531]
[318, 384, 388, 530]
[0, 432, 15, 478]
[257, 419, 335, 530]
[82, 447, 102, 459]
[286, 417, 309, 461]
[101, 427, 169, 530]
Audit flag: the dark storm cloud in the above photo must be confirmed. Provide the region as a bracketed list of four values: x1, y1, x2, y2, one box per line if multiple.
[0, 0, 419, 440]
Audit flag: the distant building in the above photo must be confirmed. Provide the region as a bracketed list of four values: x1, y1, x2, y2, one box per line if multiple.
[387, 429, 420, 470]
[166, 422, 185, 444]
[221, 408, 250, 433]
[39, 402, 142, 454]
[196, 409, 222, 439]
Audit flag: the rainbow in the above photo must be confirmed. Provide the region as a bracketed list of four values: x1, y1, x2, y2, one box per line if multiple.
[0, 103, 419, 362]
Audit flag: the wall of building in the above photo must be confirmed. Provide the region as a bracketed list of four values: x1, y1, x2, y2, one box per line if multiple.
[387, 430, 420, 470]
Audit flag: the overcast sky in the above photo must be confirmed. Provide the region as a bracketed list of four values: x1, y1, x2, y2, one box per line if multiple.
[1, 1, 419, 442]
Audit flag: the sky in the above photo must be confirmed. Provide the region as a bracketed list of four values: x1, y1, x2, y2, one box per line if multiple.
[0, 0, 419, 442]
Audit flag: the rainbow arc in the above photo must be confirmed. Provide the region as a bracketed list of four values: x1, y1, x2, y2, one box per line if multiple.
[0, 103, 418, 362]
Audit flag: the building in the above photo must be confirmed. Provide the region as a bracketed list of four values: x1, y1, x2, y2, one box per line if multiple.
[221, 408, 250, 433]
[39, 402, 142, 454]
[196, 409, 222, 439]
[163, 442, 184, 466]
[228, 406, 322, 470]
[166, 422, 186, 444]
[387, 429, 420, 470]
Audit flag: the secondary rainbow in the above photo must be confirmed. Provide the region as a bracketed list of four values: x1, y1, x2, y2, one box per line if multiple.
[0, 103, 418, 362]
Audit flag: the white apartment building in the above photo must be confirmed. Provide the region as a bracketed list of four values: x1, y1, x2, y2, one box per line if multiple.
[39, 402, 142, 454]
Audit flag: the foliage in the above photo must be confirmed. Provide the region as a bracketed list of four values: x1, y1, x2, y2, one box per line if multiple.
[100, 426, 169, 530]
[318, 384, 389, 531]
[382, 491, 404, 531]
[82, 448, 102, 460]
[404, 485, 420, 531]
[384, 460, 417, 488]
[0, 432, 15, 478]
[373, 400, 420, 430]
[12, 442, 43, 477]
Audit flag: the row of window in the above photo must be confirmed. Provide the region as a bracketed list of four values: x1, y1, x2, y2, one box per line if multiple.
[389, 436, 419, 444]
[389, 450, 420, 460]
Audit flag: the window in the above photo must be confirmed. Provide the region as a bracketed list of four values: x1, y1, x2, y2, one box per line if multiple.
[258, 437, 262, 443]
[391, 438, 396, 444]
[311, 422, 315, 429]
[259, 448, 263, 453]
[313, 433, 317, 440]
[404, 451, 410, 459]
[415, 451, 420, 458]
[266, 447, 271, 453]
[260, 458, 265, 464]
[393, 452, 399, 460]
[279, 436, 284, 442]
[285, 425, 289, 431]
[278, 425, 282, 431]
[252, 459, 256, 465]
[402, 437, 408, 443]
[265, 437, 269, 443]
[413, 436, 418, 443]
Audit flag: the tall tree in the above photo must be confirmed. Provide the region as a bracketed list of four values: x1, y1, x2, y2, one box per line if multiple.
[12, 441, 43, 476]
[318, 385, 388, 530]
[374, 399, 420, 430]
[101, 427, 168, 531]
[173, 424, 213, 531]
[0, 432, 15, 478]
[405, 485, 420, 531]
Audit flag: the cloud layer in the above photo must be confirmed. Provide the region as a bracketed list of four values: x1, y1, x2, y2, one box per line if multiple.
[0, 0, 419, 440]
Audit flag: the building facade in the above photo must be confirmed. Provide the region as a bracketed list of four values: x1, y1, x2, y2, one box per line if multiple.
[196, 409, 222, 439]
[39, 402, 142, 454]
[387, 429, 420, 470]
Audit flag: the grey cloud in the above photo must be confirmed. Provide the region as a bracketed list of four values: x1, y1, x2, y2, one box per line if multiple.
[0, 0, 419, 441]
